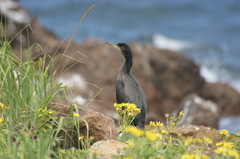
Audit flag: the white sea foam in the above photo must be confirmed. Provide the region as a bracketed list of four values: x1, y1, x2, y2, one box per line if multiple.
[59, 74, 87, 90]
[152, 34, 198, 51]
[0, 0, 31, 24]
[200, 66, 240, 92]
[200, 66, 218, 83]
[59, 74, 87, 104]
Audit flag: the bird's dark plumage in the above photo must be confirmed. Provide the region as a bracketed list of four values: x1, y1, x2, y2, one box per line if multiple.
[108, 42, 147, 129]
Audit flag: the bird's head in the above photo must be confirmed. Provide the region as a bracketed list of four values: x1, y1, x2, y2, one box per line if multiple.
[106, 42, 132, 59]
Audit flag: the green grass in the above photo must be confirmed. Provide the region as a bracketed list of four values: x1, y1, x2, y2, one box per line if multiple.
[0, 4, 97, 158]
[0, 41, 95, 159]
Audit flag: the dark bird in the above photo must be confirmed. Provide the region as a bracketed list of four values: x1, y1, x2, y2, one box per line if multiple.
[107, 42, 147, 129]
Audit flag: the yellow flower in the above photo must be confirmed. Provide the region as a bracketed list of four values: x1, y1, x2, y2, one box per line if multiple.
[126, 139, 134, 149]
[125, 126, 144, 137]
[0, 118, 4, 123]
[38, 114, 43, 117]
[216, 141, 233, 149]
[201, 154, 209, 159]
[123, 157, 133, 159]
[219, 129, 229, 136]
[184, 137, 193, 146]
[115, 103, 140, 117]
[228, 149, 239, 158]
[165, 113, 170, 118]
[215, 146, 228, 156]
[73, 113, 79, 117]
[203, 136, 213, 144]
[89, 136, 95, 140]
[181, 153, 201, 159]
[149, 121, 164, 127]
[116, 107, 122, 112]
[216, 142, 223, 147]
[215, 146, 239, 158]
[149, 121, 155, 126]
[160, 128, 168, 135]
[114, 103, 122, 107]
[78, 136, 84, 140]
[223, 142, 233, 149]
[48, 111, 53, 114]
[179, 111, 184, 117]
[0, 103, 9, 109]
[145, 131, 157, 141]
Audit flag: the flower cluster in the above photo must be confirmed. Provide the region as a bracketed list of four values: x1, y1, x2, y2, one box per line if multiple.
[149, 121, 164, 127]
[215, 146, 239, 158]
[214, 131, 239, 158]
[115, 106, 240, 159]
[73, 113, 80, 118]
[114, 103, 140, 116]
[114, 103, 141, 130]
[38, 108, 53, 117]
[181, 153, 209, 159]
[203, 136, 213, 144]
[145, 130, 157, 141]
[125, 126, 144, 137]
[219, 129, 229, 136]
[124, 126, 158, 142]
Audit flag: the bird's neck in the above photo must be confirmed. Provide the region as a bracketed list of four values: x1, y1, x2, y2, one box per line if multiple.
[121, 57, 132, 74]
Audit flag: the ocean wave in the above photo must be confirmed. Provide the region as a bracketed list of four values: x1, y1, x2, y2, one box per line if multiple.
[200, 66, 218, 83]
[200, 66, 240, 92]
[152, 34, 201, 51]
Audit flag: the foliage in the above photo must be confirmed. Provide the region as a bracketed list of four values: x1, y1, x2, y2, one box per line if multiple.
[0, 42, 94, 159]
[114, 103, 140, 131]
[115, 107, 240, 159]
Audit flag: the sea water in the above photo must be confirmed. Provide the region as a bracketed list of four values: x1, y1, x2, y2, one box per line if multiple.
[20, 0, 240, 133]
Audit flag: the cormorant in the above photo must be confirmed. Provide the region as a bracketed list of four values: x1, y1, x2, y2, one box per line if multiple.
[107, 42, 147, 129]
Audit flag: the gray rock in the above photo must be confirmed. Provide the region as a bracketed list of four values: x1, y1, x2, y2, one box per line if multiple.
[174, 94, 220, 128]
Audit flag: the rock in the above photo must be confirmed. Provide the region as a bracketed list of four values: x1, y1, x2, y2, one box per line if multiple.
[176, 125, 221, 144]
[200, 83, 240, 116]
[176, 125, 221, 157]
[91, 140, 126, 159]
[174, 94, 220, 129]
[49, 103, 117, 148]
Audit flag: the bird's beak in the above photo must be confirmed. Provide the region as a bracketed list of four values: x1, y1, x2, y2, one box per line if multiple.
[106, 42, 121, 51]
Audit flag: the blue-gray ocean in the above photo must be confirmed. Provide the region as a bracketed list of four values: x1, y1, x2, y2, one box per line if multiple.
[20, 0, 240, 133]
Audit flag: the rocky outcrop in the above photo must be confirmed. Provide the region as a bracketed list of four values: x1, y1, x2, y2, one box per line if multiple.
[1, 0, 240, 127]
[199, 83, 240, 116]
[49, 103, 117, 148]
[174, 94, 220, 129]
